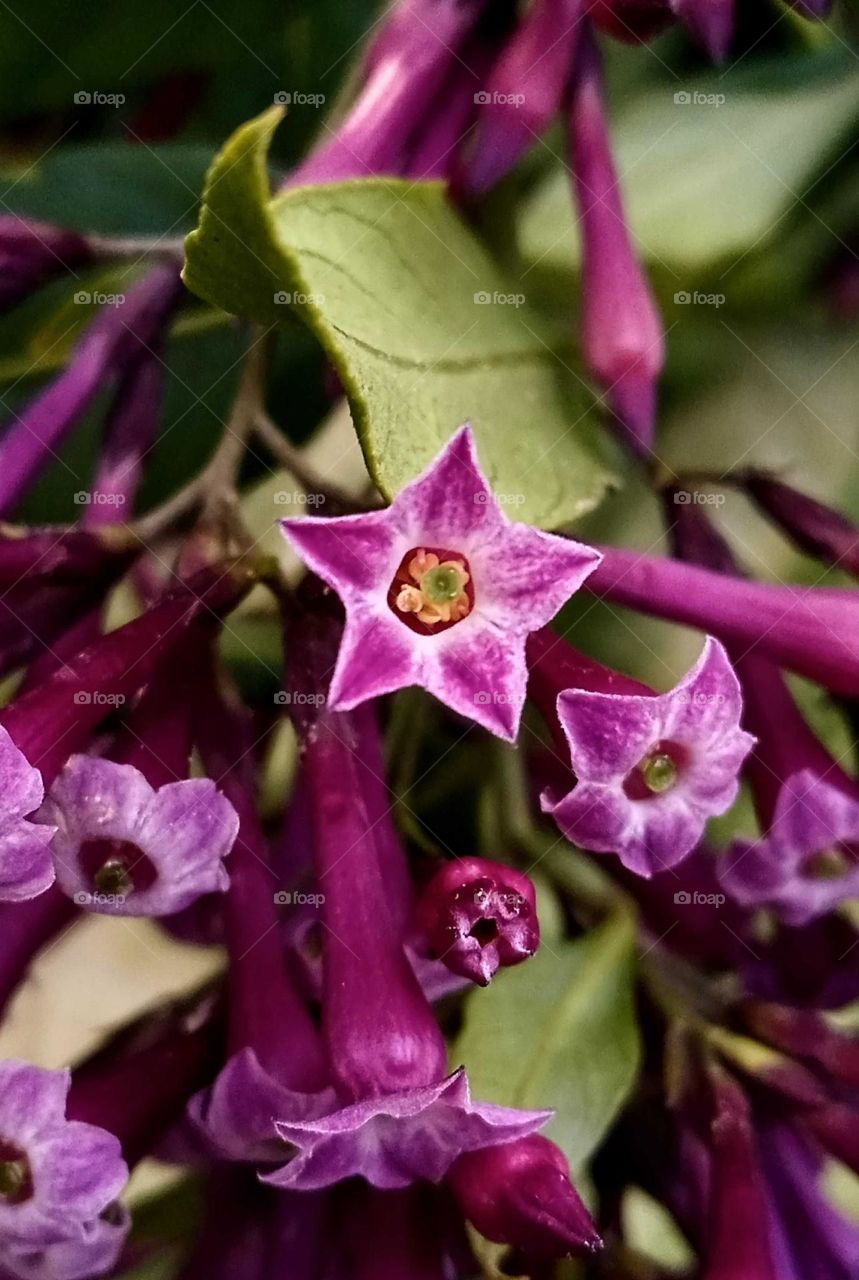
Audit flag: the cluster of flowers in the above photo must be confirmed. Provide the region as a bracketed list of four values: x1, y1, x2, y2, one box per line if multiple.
[0, 0, 855, 1276]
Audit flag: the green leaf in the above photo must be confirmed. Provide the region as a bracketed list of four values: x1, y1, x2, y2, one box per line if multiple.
[183, 109, 615, 529]
[518, 54, 859, 279]
[453, 910, 641, 1169]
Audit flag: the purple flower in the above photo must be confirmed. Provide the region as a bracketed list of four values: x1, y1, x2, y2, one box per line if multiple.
[0, 730, 56, 903]
[266, 1067, 549, 1191]
[38, 755, 236, 916]
[448, 1134, 602, 1259]
[0, 217, 91, 313]
[568, 24, 664, 455]
[0, 1062, 128, 1278]
[719, 770, 859, 927]
[271, 640, 552, 1190]
[281, 425, 600, 741]
[414, 856, 540, 986]
[541, 637, 754, 876]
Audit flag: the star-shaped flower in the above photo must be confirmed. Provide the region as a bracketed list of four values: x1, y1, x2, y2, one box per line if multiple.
[281, 425, 600, 741]
[719, 769, 859, 927]
[0, 728, 55, 903]
[542, 637, 755, 876]
[38, 755, 238, 916]
[264, 1067, 550, 1191]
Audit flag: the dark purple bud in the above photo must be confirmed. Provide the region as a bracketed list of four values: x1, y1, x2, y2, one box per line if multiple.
[787, 0, 833, 17]
[415, 856, 539, 986]
[455, 0, 582, 198]
[739, 470, 859, 582]
[0, 263, 180, 517]
[1, 559, 253, 785]
[0, 525, 136, 681]
[568, 24, 664, 455]
[669, 0, 734, 61]
[448, 1134, 602, 1259]
[196, 686, 328, 1092]
[0, 215, 92, 312]
[87, 345, 167, 524]
[703, 1069, 777, 1280]
[287, 0, 491, 187]
[742, 1001, 859, 1091]
[588, 0, 673, 44]
[67, 990, 224, 1168]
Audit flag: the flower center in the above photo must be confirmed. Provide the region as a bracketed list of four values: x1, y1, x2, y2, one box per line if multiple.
[624, 742, 685, 800]
[641, 753, 678, 794]
[79, 838, 158, 901]
[94, 857, 134, 897]
[0, 1143, 32, 1204]
[388, 547, 473, 635]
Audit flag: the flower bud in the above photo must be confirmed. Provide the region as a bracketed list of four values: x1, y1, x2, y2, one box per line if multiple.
[448, 1134, 602, 1258]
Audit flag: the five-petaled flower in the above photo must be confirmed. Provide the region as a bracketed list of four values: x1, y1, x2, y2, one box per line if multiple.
[281, 424, 601, 741]
[719, 769, 859, 926]
[542, 637, 755, 876]
[38, 756, 238, 916]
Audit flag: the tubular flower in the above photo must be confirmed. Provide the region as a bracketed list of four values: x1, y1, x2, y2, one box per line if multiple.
[263, 627, 551, 1191]
[281, 425, 600, 741]
[568, 24, 665, 454]
[188, 689, 333, 1164]
[414, 856, 540, 986]
[0, 1062, 128, 1280]
[0, 265, 180, 519]
[586, 544, 859, 699]
[536, 635, 754, 876]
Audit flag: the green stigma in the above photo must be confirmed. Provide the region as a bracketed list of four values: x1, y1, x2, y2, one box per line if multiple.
[640, 752, 678, 794]
[95, 858, 134, 897]
[0, 1156, 29, 1202]
[422, 564, 464, 605]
